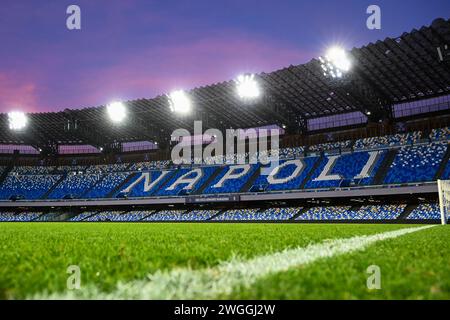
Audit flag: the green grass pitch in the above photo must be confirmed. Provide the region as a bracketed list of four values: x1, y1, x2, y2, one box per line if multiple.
[0, 223, 448, 299]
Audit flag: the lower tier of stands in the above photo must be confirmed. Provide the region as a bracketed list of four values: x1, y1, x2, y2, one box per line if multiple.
[0, 203, 442, 222]
[0, 212, 43, 222]
[296, 204, 406, 220]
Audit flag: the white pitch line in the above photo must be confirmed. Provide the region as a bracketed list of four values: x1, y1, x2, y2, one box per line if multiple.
[30, 225, 434, 300]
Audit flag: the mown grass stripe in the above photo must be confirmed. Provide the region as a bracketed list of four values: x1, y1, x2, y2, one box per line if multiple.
[30, 225, 434, 300]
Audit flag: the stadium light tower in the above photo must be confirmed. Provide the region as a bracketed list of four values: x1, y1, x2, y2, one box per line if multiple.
[106, 101, 127, 123]
[168, 90, 191, 114]
[236, 74, 260, 99]
[319, 46, 352, 79]
[8, 111, 28, 131]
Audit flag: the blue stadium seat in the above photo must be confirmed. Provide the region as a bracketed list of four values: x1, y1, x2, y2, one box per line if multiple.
[202, 164, 260, 194]
[384, 143, 447, 184]
[48, 173, 101, 199]
[0, 211, 43, 221]
[305, 151, 384, 189]
[155, 166, 217, 196]
[407, 203, 441, 220]
[118, 170, 171, 198]
[0, 174, 62, 200]
[84, 172, 131, 198]
[212, 207, 302, 221]
[252, 158, 318, 191]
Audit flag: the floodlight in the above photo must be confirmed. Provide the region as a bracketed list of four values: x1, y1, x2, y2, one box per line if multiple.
[168, 90, 191, 114]
[106, 101, 127, 123]
[319, 46, 351, 79]
[8, 111, 28, 131]
[236, 74, 260, 99]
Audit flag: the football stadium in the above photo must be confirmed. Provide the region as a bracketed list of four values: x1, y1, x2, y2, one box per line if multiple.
[0, 10, 450, 304]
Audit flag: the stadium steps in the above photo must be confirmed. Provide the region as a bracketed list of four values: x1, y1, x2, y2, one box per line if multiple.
[349, 204, 362, 213]
[77, 211, 99, 222]
[138, 210, 162, 221]
[241, 165, 262, 192]
[434, 145, 450, 180]
[194, 167, 222, 195]
[300, 157, 322, 189]
[57, 211, 80, 221]
[34, 212, 65, 222]
[107, 172, 139, 198]
[372, 149, 398, 185]
[41, 174, 67, 199]
[30, 212, 46, 222]
[207, 209, 225, 221]
[398, 204, 418, 220]
[290, 207, 310, 220]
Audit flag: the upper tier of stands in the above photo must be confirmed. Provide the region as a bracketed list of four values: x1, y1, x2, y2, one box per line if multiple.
[0, 127, 449, 201]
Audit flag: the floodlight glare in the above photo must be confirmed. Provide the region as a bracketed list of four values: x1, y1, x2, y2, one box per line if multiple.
[168, 90, 191, 114]
[236, 74, 260, 99]
[106, 101, 127, 123]
[8, 111, 28, 131]
[319, 46, 351, 79]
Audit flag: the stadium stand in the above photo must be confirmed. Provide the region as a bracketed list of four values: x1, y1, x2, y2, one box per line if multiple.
[407, 203, 441, 220]
[356, 204, 406, 220]
[0, 174, 62, 200]
[430, 127, 450, 142]
[279, 147, 304, 159]
[55, 165, 86, 173]
[212, 208, 260, 221]
[48, 173, 102, 199]
[202, 164, 260, 194]
[11, 166, 55, 175]
[155, 166, 217, 196]
[0, 136, 448, 201]
[212, 207, 302, 221]
[0, 211, 42, 222]
[0, 201, 442, 222]
[69, 211, 98, 221]
[84, 172, 130, 198]
[309, 140, 352, 152]
[354, 132, 423, 150]
[118, 171, 170, 197]
[297, 206, 353, 220]
[0, 18, 449, 225]
[305, 151, 385, 189]
[85, 163, 130, 174]
[34, 212, 62, 222]
[384, 143, 447, 184]
[83, 211, 125, 221]
[142, 210, 187, 221]
[251, 158, 318, 191]
[296, 204, 406, 220]
[128, 160, 171, 171]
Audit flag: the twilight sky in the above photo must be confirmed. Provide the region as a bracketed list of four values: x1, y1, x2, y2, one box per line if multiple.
[0, 0, 448, 113]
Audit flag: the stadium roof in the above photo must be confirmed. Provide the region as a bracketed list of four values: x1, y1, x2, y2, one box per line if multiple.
[0, 18, 449, 150]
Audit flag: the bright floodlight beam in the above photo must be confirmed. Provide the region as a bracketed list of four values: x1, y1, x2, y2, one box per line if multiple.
[107, 101, 127, 123]
[319, 46, 351, 79]
[168, 90, 191, 114]
[236, 74, 260, 99]
[8, 111, 28, 131]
